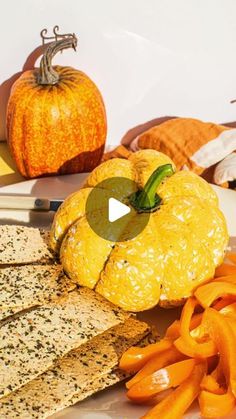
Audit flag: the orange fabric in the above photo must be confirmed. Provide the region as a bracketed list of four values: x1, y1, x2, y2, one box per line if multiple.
[137, 118, 229, 171]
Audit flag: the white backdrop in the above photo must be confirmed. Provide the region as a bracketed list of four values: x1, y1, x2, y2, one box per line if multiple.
[1, 0, 236, 144]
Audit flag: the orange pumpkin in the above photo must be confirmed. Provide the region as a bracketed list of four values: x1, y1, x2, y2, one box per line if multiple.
[7, 30, 107, 178]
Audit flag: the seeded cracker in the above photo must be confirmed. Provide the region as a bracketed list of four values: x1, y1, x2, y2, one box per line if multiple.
[0, 318, 151, 418]
[66, 329, 157, 410]
[0, 306, 22, 322]
[0, 265, 75, 310]
[0, 226, 54, 264]
[0, 287, 128, 398]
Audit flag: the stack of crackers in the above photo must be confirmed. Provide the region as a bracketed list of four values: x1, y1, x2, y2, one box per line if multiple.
[0, 225, 156, 418]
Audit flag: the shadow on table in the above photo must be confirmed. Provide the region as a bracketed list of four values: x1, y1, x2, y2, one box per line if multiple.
[0, 42, 49, 187]
[0, 143, 24, 187]
[0, 43, 48, 142]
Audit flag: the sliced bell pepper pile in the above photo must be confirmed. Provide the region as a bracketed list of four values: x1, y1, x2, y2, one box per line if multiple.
[213, 296, 236, 310]
[141, 362, 206, 419]
[195, 281, 236, 308]
[215, 263, 236, 277]
[126, 346, 183, 389]
[200, 374, 225, 395]
[119, 252, 236, 418]
[174, 297, 217, 358]
[214, 274, 236, 283]
[119, 338, 173, 372]
[199, 390, 235, 417]
[203, 308, 236, 396]
[165, 312, 203, 340]
[220, 302, 236, 319]
[127, 359, 196, 401]
[226, 252, 236, 264]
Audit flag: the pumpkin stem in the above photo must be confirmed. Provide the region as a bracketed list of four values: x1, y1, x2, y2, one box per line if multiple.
[38, 33, 77, 85]
[130, 164, 174, 212]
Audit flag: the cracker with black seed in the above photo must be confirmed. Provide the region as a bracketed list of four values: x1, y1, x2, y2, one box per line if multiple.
[0, 226, 54, 264]
[0, 265, 74, 310]
[68, 328, 158, 407]
[0, 287, 128, 398]
[0, 306, 22, 322]
[0, 318, 152, 419]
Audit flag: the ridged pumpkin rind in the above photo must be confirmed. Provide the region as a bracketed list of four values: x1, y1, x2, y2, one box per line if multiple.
[7, 66, 107, 178]
[50, 150, 229, 312]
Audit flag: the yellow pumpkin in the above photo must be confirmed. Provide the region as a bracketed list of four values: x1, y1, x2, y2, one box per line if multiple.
[7, 30, 107, 178]
[50, 150, 228, 311]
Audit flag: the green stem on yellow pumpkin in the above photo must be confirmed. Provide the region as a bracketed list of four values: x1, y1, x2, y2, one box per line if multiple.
[130, 164, 174, 212]
[38, 34, 77, 85]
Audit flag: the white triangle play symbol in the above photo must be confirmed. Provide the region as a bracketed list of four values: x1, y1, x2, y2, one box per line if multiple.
[108, 197, 131, 223]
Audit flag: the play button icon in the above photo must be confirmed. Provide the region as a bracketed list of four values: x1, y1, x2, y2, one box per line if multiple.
[108, 198, 131, 222]
[85, 176, 151, 242]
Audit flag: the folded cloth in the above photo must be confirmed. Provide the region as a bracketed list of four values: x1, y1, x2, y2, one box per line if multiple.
[214, 152, 236, 185]
[120, 117, 236, 188]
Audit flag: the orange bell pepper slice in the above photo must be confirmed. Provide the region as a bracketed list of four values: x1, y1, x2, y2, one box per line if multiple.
[200, 374, 225, 395]
[226, 317, 236, 341]
[126, 346, 184, 390]
[213, 296, 236, 311]
[203, 308, 236, 397]
[119, 338, 173, 372]
[165, 313, 203, 340]
[211, 363, 224, 383]
[195, 281, 236, 308]
[127, 358, 196, 402]
[207, 356, 219, 375]
[220, 302, 236, 319]
[174, 297, 217, 358]
[199, 390, 235, 417]
[215, 274, 236, 283]
[141, 361, 206, 419]
[165, 320, 181, 340]
[215, 263, 236, 277]
[174, 334, 217, 359]
[226, 252, 236, 264]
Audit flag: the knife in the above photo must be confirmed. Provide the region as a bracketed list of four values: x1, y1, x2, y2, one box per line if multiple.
[0, 196, 63, 211]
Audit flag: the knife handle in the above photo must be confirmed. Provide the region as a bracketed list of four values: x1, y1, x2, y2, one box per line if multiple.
[0, 196, 51, 211]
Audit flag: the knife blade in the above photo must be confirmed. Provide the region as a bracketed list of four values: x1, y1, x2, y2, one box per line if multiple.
[0, 195, 64, 211]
